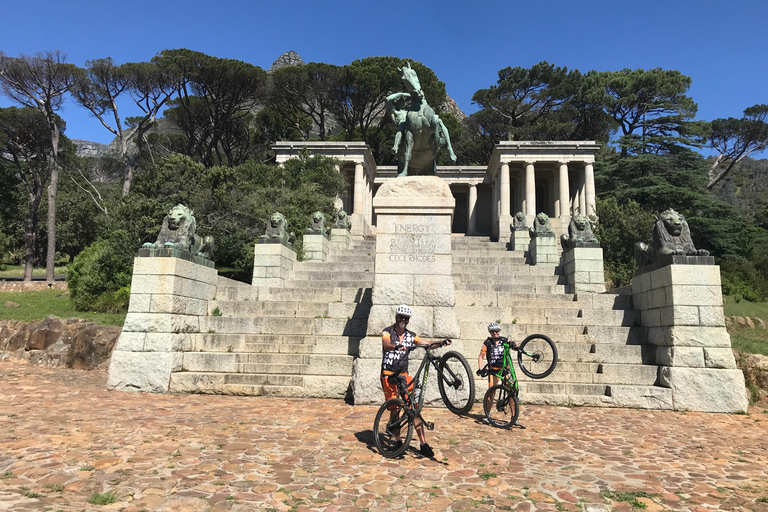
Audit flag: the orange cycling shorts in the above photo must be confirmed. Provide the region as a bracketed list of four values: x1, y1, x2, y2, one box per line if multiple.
[381, 372, 414, 402]
[487, 366, 502, 385]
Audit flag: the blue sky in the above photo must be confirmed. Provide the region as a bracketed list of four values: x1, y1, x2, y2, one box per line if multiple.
[1, 0, 766, 147]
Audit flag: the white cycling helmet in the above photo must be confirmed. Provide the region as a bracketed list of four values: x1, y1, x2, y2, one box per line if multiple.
[395, 304, 412, 318]
[487, 322, 501, 332]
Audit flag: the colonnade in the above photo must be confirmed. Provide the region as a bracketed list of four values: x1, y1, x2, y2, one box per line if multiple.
[272, 140, 601, 238]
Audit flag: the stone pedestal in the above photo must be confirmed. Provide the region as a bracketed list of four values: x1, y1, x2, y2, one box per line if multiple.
[107, 255, 217, 393]
[302, 233, 330, 262]
[631, 259, 748, 412]
[510, 228, 529, 252]
[530, 233, 557, 265]
[365, 176, 460, 339]
[562, 243, 606, 293]
[330, 228, 351, 251]
[251, 240, 296, 287]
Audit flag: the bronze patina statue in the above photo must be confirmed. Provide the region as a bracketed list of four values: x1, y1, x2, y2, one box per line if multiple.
[386, 62, 456, 177]
[635, 209, 709, 267]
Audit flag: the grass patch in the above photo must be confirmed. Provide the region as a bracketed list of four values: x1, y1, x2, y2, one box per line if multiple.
[0, 290, 125, 326]
[479, 472, 497, 481]
[729, 329, 768, 357]
[88, 492, 117, 505]
[600, 490, 660, 509]
[0, 265, 68, 278]
[724, 297, 768, 319]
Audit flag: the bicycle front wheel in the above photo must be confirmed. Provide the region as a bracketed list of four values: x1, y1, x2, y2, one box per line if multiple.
[483, 384, 519, 428]
[437, 351, 475, 415]
[517, 334, 558, 379]
[373, 398, 413, 458]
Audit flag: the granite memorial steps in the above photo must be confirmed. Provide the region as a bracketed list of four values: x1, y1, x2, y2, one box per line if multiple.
[189, 333, 361, 355]
[454, 282, 567, 294]
[205, 300, 370, 319]
[453, 263, 563, 275]
[199, 315, 367, 336]
[169, 372, 351, 398]
[454, 273, 566, 286]
[455, 291, 577, 307]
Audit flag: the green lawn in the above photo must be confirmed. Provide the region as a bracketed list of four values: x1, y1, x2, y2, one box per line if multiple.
[0, 290, 125, 326]
[0, 265, 69, 278]
[723, 296, 768, 357]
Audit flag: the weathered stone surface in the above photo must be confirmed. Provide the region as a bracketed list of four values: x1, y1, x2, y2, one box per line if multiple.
[4, 300, 19, 308]
[0, 317, 120, 370]
[703, 347, 737, 369]
[659, 367, 748, 412]
[107, 351, 181, 392]
[656, 346, 704, 367]
[735, 352, 768, 388]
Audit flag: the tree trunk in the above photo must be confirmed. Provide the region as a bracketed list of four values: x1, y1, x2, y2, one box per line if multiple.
[23, 192, 41, 282]
[45, 128, 60, 283]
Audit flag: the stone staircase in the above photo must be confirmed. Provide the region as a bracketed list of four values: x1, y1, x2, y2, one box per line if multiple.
[450, 235, 671, 409]
[169, 239, 376, 398]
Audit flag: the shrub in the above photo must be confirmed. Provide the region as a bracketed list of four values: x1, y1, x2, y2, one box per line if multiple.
[68, 230, 135, 312]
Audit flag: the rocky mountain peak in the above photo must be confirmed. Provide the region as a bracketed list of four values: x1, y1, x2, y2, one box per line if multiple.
[268, 51, 305, 73]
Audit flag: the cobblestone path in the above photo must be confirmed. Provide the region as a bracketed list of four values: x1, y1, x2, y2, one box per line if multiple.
[1, 363, 767, 511]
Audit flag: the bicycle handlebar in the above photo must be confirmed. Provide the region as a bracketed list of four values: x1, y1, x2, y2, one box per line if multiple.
[395, 339, 452, 353]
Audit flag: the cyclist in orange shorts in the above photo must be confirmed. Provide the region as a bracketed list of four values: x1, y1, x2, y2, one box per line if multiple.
[381, 304, 435, 457]
[478, 322, 509, 420]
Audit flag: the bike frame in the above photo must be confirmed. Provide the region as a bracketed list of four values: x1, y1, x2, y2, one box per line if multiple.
[489, 341, 533, 394]
[390, 342, 458, 419]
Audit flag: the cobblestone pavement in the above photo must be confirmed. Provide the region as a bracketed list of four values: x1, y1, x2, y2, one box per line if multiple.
[1, 363, 767, 512]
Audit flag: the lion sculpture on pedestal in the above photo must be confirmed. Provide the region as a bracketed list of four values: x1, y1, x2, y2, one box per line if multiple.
[261, 212, 295, 246]
[529, 212, 554, 237]
[510, 211, 527, 231]
[306, 211, 328, 236]
[143, 204, 214, 259]
[334, 210, 351, 230]
[634, 209, 709, 267]
[561, 215, 598, 250]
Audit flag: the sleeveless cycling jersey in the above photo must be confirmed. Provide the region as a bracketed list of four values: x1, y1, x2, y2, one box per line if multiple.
[483, 336, 507, 368]
[381, 324, 421, 374]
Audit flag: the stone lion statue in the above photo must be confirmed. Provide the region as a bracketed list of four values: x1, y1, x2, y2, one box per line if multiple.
[510, 211, 527, 231]
[529, 212, 554, 237]
[334, 209, 351, 230]
[306, 211, 328, 235]
[561, 215, 598, 250]
[260, 212, 296, 246]
[143, 204, 214, 259]
[635, 209, 709, 267]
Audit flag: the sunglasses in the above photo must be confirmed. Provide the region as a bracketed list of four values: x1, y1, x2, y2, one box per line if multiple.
[396, 315, 410, 322]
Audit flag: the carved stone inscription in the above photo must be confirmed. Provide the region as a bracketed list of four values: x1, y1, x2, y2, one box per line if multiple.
[389, 224, 436, 262]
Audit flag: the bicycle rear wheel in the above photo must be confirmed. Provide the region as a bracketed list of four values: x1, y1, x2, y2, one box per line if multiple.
[483, 384, 519, 428]
[517, 334, 558, 379]
[373, 398, 413, 458]
[437, 351, 475, 415]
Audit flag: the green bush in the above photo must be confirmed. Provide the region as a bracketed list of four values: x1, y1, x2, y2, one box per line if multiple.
[68, 230, 135, 312]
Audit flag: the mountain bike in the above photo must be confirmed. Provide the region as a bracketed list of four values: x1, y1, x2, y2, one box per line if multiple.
[373, 340, 475, 458]
[477, 334, 558, 428]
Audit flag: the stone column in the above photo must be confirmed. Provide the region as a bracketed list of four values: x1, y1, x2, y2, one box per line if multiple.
[631, 260, 748, 412]
[525, 162, 536, 223]
[559, 162, 570, 220]
[553, 173, 560, 220]
[107, 256, 217, 393]
[584, 162, 596, 218]
[579, 170, 586, 218]
[468, 183, 478, 235]
[351, 161, 367, 237]
[492, 176, 499, 239]
[499, 162, 512, 235]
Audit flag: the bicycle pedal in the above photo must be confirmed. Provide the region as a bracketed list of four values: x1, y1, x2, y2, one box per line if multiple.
[425, 421, 435, 431]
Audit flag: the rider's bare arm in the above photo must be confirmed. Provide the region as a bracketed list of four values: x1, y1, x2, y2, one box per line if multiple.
[381, 331, 404, 351]
[478, 345, 487, 370]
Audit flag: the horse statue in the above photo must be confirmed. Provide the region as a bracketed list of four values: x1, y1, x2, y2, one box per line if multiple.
[386, 61, 457, 177]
